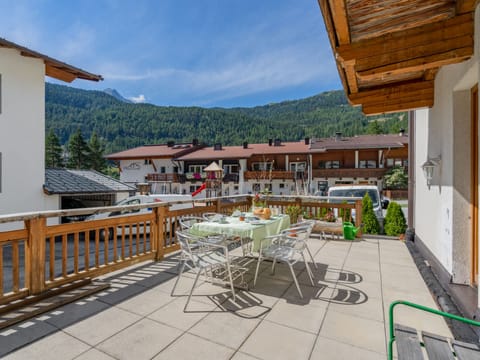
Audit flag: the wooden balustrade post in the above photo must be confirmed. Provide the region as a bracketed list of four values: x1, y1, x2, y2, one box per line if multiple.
[25, 217, 46, 295]
[355, 200, 363, 237]
[154, 206, 167, 261]
[215, 199, 222, 214]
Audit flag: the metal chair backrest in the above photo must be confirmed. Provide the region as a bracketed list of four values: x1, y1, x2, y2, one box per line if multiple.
[179, 216, 205, 230]
[176, 231, 200, 262]
[202, 212, 224, 221]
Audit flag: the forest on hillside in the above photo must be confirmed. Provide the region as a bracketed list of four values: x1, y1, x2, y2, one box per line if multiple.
[45, 83, 407, 154]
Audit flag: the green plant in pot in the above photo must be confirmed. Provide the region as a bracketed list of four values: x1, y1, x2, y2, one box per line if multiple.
[286, 205, 302, 224]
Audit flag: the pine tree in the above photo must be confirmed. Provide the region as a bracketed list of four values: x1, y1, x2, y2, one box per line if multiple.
[66, 128, 90, 169]
[384, 201, 407, 236]
[45, 129, 64, 168]
[88, 131, 107, 171]
[362, 193, 380, 234]
[366, 120, 383, 134]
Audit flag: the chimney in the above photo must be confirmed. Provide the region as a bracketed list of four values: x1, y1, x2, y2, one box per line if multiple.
[214, 143, 222, 151]
[304, 137, 310, 145]
[335, 132, 342, 141]
[192, 138, 199, 146]
[243, 142, 248, 149]
[268, 139, 273, 146]
[167, 141, 175, 147]
[399, 129, 405, 136]
[274, 139, 281, 146]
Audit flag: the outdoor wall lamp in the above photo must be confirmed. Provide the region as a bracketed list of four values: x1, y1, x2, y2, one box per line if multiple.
[421, 156, 441, 189]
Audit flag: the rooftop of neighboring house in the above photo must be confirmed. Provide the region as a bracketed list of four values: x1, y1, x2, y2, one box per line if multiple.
[309, 133, 408, 151]
[175, 140, 313, 161]
[44, 169, 136, 195]
[106, 134, 408, 162]
[0, 37, 102, 83]
[105, 141, 204, 160]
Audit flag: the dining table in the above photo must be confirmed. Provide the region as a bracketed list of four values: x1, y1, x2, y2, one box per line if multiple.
[189, 213, 291, 253]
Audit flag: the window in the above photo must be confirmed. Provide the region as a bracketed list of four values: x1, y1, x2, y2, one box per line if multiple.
[386, 158, 406, 167]
[279, 183, 285, 189]
[319, 160, 340, 169]
[252, 162, 273, 171]
[223, 164, 239, 174]
[359, 160, 377, 168]
[252, 183, 261, 192]
[144, 159, 152, 165]
[173, 166, 179, 173]
[188, 165, 206, 174]
[289, 162, 306, 172]
[160, 166, 166, 173]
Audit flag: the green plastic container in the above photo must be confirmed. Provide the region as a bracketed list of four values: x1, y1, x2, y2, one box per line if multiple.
[343, 222, 358, 240]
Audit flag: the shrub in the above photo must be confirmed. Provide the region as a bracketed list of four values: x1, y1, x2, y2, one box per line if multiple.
[384, 201, 407, 236]
[338, 200, 351, 221]
[383, 166, 408, 189]
[362, 193, 380, 234]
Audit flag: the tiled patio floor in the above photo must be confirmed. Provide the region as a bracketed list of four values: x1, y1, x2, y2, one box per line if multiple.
[0, 236, 451, 359]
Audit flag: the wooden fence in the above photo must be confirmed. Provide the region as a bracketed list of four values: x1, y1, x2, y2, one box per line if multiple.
[0, 195, 361, 304]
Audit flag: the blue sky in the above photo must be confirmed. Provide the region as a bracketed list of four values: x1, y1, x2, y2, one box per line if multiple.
[0, 0, 341, 108]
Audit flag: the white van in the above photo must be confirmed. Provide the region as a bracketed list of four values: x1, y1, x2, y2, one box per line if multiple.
[87, 194, 193, 221]
[327, 185, 389, 225]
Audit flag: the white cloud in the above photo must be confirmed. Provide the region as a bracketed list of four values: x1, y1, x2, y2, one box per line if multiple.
[129, 94, 147, 103]
[100, 42, 336, 105]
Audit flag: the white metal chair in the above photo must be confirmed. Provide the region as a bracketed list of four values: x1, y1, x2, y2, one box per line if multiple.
[202, 212, 224, 221]
[171, 231, 240, 311]
[281, 221, 318, 269]
[179, 216, 205, 230]
[253, 228, 315, 299]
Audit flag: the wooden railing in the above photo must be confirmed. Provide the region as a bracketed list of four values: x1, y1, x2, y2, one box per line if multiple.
[0, 195, 360, 304]
[312, 167, 388, 179]
[244, 171, 296, 180]
[146, 173, 180, 182]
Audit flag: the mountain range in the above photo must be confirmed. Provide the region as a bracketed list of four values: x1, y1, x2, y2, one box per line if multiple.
[45, 83, 407, 154]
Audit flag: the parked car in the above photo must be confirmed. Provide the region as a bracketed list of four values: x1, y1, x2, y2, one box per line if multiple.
[327, 185, 389, 226]
[61, 198, 92, 223]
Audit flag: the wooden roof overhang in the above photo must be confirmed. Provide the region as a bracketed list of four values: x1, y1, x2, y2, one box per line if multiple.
[0, 37, 103, 82]
[318, 0, 478, 115]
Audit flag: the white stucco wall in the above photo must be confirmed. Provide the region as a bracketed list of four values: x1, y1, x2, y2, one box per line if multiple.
[0, 47, 48, 216]
[414, 5, 480, 284]
[119, 158, 175, 184]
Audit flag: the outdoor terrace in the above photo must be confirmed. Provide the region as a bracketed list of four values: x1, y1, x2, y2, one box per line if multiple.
[0, 196, 458, 359]
[0, 236, 452, 359]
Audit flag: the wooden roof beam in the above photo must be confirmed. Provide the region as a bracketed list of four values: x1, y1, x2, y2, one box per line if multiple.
[343, 60, 358, 94]
[352, 80, 434, 115]
[456, 0, 480, 14]
[349, 80, 434, 105]
[337, 13, 474, 62]
[357, 46, 473, 81]
[328, 0, 350, 45]
[45, 64, 77, 83]
[362, 97, 433, 115]
[318, 0, 352, 97]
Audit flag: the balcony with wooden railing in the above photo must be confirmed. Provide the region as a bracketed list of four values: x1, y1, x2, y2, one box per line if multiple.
[244, 170, 296, 180]
[0, 195, 361, 306]
[146, 173, 181, 182]
[312, 167, 388, 179]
